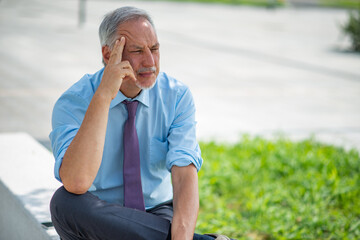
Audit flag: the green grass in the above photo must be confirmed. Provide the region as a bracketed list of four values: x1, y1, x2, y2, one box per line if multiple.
[150, 0, 284, 7]
[321, 0, 360, 9]
[149, 0, 360, 8]
[196, 136, 360, 239]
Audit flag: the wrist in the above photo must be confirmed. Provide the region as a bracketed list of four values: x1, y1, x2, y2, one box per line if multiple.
[94, 88, 114, 104]
[171, 221, 195, 240]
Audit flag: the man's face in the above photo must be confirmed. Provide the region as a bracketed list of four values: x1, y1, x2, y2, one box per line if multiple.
[117, 18, 160, 90]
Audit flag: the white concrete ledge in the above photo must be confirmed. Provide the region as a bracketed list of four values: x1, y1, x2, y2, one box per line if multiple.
[0, 179, 52, 240]
[0, 132, 61, 239]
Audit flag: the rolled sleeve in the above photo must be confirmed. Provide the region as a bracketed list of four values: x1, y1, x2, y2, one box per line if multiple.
[166, 88, 203, 172]
[49, 92, 89, 182]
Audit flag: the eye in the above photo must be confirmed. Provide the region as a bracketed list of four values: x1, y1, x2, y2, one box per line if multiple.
[151, 48, 159, 52]
[130, 50, 142, 54]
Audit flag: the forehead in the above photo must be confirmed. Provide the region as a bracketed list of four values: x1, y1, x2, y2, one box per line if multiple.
[117, 18, 158, 46]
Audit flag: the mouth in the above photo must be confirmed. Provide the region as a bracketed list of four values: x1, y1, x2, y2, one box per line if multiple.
[138, 71, 155, 78]
[137, 67, 156, 78]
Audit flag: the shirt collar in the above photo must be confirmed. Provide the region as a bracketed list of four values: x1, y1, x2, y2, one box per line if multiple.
[109, 89, 150, 109]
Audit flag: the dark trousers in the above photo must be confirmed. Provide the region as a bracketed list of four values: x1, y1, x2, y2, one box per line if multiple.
[50, 187, 214, 240]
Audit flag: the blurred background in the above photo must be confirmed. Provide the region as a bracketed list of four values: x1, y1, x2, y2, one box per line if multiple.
[0, 0, 359, 149]
[1, 0, 359, 239]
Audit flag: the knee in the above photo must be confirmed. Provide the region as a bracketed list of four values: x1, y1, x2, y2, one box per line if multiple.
[50, 186, 87, 217]
[50, 187, 94, 239]
[50, 186, 100, 219]
[50, 186, 71, 218]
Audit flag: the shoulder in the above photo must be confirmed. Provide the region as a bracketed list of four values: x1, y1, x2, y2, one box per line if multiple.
[57, 68, 104, 107]
[153, 72, 190, 99]
[64, 68, 104, 102]
[150, 72, 195, 113]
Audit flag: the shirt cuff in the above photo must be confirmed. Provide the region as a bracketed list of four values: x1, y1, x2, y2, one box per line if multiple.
[166, 146, 203, 172]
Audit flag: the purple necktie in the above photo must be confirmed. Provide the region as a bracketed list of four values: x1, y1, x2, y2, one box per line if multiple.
[123, 100, 145, 211]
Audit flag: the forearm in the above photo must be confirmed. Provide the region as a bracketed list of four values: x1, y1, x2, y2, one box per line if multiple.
[171, 165, 199, 240]
[60, 91, 112, 194]
[59, 38, 135, 194]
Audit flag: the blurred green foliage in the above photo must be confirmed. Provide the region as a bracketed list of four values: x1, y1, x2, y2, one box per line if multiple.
[158, 0, 359, 8]
[321, 0, 360, 8]
[157, 0, 284, 7]
[196, 136, 360, 239]
[342, 9, 360, 52]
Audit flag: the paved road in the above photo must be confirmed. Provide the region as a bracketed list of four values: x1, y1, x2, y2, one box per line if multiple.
[0, 0, 359, 150]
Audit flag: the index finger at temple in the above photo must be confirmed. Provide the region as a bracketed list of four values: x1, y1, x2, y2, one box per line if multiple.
[111, 37, 125, 65]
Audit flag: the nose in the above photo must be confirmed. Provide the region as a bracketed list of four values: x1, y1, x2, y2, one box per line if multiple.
[143, 48, 155, 67]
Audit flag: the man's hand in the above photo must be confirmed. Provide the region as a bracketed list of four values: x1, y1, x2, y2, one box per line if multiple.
[171, 165, 199, 240]
[60, 38, 138, 194]
[99, 37, 136, 100]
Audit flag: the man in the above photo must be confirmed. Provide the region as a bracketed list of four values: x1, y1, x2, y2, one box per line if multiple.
[49, 6, 229, 240]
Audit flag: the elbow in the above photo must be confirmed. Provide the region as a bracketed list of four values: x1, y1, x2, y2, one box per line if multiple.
[59, 166, 93, 195]
[60, 173, 92, 195]
[62, 181, 90, 195]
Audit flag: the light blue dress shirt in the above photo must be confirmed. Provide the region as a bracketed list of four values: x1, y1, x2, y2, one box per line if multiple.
[49, 68, 203, 209]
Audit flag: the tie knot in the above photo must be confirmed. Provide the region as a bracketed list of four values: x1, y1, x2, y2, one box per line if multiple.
[124, 100, 138, 118]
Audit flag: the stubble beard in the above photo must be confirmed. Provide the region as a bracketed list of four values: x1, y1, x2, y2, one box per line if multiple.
[135, 66, 158, 90]
[136, 80, 157, 90]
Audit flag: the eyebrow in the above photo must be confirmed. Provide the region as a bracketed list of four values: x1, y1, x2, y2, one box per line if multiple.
[151, 43, 160, 48]
[128, 43, 160, 50]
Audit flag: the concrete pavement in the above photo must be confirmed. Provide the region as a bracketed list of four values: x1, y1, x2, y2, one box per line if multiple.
[0, 0, 359, 150]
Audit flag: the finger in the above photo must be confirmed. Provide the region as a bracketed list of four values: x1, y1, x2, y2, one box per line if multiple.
[107, 40, 118, 65]
[118, 60, 133, 70]
[109, 37, 126, 65]
[121, 62, 136, 81]
[120, 68, 137, 82]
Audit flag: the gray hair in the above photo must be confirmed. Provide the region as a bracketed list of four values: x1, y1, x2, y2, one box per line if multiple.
[99, 6, 155, 50]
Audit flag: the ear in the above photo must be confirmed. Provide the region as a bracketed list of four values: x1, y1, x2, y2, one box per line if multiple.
[102, 45, 111, 65]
